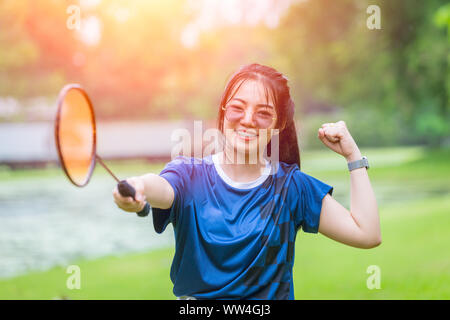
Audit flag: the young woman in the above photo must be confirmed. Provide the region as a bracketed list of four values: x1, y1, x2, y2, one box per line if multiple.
[113, 63, 381, 300]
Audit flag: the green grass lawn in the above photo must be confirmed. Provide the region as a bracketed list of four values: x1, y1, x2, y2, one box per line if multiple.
[0, 146, 449, 299]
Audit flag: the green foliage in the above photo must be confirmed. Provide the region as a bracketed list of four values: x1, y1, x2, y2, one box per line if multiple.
[298, 108, 404, 149]
[0, 0, 448, 146]
[434, 3, 450, 32]
[274, 0, 449, 147]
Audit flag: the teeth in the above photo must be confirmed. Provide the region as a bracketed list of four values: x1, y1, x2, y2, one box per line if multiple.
[236, 130, 257, 137]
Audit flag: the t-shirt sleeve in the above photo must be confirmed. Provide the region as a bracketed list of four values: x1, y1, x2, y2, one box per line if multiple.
[151, 156, 193, 234]
[291, 170, 334, 233]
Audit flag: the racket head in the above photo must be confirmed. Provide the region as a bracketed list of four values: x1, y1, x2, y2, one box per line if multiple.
[55, 84, 97, 187]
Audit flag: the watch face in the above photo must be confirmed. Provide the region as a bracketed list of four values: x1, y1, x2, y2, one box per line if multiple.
[363, 156, 369, 168]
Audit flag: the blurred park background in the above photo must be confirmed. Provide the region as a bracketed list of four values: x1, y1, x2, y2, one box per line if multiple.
[0, 0, 449, 299]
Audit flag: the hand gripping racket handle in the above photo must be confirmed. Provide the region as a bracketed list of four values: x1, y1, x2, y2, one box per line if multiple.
[118, 180, 150, 217]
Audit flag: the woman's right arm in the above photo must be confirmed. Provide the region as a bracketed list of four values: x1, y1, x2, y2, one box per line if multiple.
[112, 173, 174, 212]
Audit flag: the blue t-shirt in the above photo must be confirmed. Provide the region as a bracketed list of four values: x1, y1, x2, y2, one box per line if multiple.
[152, 153, 333, 300]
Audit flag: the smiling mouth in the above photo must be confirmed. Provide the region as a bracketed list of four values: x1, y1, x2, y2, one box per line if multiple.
[235, 130, 258, 141]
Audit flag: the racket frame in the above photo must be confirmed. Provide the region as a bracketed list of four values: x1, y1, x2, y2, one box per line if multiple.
[54, 83, 97, 187]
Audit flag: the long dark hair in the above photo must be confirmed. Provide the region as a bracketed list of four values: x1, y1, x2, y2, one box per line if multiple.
[217, 63, 301, 169]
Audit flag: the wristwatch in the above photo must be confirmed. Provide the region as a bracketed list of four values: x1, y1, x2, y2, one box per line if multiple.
[348, 156, 369, 171]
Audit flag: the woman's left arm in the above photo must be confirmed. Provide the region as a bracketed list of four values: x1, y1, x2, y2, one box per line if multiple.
[316, 121, 381, 249]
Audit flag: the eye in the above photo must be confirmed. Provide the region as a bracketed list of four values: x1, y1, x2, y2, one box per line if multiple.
[228, 105, 244, 112]
[257, 111, 273, 117]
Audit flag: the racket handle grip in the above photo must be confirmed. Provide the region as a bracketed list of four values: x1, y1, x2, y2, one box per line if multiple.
[137, 203, 150, 217]
[117, 180, 150, 217]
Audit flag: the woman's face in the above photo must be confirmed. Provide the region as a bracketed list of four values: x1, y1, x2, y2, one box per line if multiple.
[222, 79, 278, 163]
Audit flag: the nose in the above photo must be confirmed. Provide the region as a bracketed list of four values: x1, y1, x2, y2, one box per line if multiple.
[239, 108, 256, 127]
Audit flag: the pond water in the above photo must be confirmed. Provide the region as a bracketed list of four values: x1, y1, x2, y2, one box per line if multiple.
[0, 173, 174, 279]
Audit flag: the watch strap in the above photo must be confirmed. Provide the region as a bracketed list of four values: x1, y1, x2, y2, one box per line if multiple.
[348, 156, 369, 171]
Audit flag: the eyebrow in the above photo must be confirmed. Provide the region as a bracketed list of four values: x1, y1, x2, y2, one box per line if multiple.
[231, 98, 274, 110]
